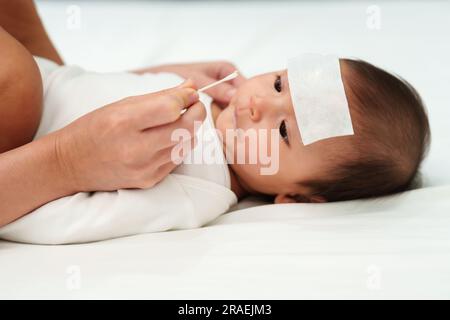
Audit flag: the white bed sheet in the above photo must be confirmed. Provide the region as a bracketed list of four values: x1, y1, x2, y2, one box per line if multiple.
[1, 185, 450, 299]
[1, 0, 449, 299]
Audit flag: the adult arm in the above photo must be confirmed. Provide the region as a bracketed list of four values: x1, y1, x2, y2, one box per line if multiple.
[0, 0, 63, 64]
[0, 133, 72, 228]
[0, 0, 63, 152]
[0, 27, 44, 152]
[0, 82, 205, 228]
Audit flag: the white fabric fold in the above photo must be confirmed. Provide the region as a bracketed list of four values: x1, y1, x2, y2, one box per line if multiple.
[0, 57, 236, 244]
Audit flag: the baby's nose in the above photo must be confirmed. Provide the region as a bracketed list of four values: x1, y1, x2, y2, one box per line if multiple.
[247, 96, 264, 122]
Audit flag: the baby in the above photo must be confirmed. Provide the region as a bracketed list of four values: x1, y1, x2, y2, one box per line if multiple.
[0, 55, 430, 244]
[212, 58, 430, 203]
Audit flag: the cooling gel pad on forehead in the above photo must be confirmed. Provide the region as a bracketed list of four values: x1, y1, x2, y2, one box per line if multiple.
[287, 53, 354, 145]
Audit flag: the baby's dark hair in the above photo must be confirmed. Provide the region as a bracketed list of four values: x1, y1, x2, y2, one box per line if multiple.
[302, 59, 430, 202]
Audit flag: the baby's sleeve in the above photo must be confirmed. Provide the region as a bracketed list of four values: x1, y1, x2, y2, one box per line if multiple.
[0, 174, 234, 244]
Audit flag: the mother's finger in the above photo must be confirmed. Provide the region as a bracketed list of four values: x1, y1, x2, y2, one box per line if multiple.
[186, 71, 237, 103]
[207, 61, 246, 84]
[230, 73, 246, 86]
[154, 137, 194, 167]
[170, 100, 206, 136]
[149, 100, 206, 145]
[152, 161, 179, 187]
[132, 87, 199, 129]
[201, 61, 246, 103]
[204, 81, 237, 105]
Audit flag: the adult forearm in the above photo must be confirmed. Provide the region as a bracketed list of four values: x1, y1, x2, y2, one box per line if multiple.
[0, 133, 75, 227]
[0, 0, 63, 64]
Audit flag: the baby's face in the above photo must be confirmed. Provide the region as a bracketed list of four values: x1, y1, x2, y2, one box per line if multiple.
[215, 70, 351, 200]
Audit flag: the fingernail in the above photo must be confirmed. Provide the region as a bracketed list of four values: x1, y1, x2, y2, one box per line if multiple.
[187, 89, 199, 104]
[226, 88, 237, 99]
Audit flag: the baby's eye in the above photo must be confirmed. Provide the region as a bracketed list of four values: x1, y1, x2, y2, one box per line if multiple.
[279, 120, 289, 145]
[274, 75, 282, 92]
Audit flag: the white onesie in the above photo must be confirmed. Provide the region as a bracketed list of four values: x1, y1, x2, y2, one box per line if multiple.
[0, 57, 237, 244]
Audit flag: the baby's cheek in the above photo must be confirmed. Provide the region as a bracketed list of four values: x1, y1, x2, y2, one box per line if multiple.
[215, 108, 231, 134]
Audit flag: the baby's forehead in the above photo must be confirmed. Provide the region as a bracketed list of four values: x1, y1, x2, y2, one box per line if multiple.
[269, 69, 287, 76]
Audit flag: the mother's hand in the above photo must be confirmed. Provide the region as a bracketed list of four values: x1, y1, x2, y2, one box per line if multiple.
[0, 77, 206, 228]
[54, 80, 205, 192]
[135, 61, 246, 105]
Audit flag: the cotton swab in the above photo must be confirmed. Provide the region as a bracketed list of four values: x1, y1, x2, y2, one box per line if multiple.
[198, 70, 239, 92]
[180, 71, 238, 114]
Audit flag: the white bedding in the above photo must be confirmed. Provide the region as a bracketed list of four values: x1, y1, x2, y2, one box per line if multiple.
[1, 0, 449, 299]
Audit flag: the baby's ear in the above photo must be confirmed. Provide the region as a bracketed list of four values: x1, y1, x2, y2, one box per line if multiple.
[309, 195, 327, 203]
[274, 194, 327, 204]
[274, 194, 297, 204]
